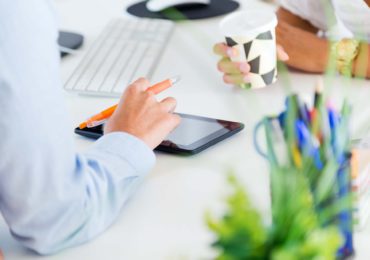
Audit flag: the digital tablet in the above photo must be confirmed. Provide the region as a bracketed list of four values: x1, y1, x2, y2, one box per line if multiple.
[75, 113, 244, 155]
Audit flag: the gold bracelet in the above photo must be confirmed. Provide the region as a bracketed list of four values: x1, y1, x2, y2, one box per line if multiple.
[332, 39, 360, 77]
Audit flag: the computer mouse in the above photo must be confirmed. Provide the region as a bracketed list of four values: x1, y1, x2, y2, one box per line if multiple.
[146, 0, 211, 12]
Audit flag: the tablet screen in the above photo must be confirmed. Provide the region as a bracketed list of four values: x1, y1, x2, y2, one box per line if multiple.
[166, 116, 225, 146]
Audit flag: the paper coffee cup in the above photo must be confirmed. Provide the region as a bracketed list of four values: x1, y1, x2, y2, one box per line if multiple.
[220, 10, 278, 89]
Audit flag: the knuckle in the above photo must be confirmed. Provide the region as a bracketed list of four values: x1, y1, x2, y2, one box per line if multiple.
[129, 82, 140, 90]
[139, 77, 150, 86]
[167, 97, 177, 105]
[126, 85, 138, 95]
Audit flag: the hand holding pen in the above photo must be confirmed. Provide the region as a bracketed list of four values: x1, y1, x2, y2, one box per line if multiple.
[95, 77, 181, 149]
[80, 76, 180, 129]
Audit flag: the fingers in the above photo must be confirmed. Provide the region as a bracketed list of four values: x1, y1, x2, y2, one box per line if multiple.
[223, 74, 251, 85]
[160, 97, 177, 113]
[130, 77, 151, 92]
[171, 113, 181, 127]
[218, 58, 250, 74]
[120, 77, 153, 106]
[213, 43, 238, 58]
[166, 113, 181, 131]
[160, 97, 180, 131]
[277, 45, 289, 61]
[122, 77, 151, 99]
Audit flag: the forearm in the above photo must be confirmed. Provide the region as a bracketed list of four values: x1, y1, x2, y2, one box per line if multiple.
[0, 0, 155, 254]
[276, 7, 330, 73]
[277, 7, 370, 77]
[1, 131, 155, 254]
[277, 7, 319, 34]
[276, 21, 330, 73]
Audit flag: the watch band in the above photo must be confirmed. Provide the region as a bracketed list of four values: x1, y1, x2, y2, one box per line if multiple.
[332, 39, 360, 77]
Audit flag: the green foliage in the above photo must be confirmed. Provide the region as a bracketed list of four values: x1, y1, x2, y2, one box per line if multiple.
[207, 92, 353, 259]
[207, 169, 344, 260]
[206, 175, 267, 260]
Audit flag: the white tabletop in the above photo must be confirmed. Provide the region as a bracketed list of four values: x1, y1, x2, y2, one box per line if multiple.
[1, 0, 370, 259]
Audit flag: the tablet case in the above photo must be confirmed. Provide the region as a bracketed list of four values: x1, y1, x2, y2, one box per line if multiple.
[126, 0, 240, 21]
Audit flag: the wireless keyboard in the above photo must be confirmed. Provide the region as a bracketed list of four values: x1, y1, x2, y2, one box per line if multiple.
[64, 18, 174, 97]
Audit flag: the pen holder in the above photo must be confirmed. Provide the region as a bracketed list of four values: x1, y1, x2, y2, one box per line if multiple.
[253, 93, 354, 259]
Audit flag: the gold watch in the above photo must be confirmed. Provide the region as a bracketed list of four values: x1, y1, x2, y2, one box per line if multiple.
[332, 38, 360, 77]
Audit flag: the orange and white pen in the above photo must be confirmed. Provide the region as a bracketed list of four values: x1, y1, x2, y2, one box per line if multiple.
[79, 76, 181, 129]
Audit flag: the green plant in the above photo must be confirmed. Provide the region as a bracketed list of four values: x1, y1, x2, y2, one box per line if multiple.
[207, 171, 344, 260]
[207, 92, 355, 259]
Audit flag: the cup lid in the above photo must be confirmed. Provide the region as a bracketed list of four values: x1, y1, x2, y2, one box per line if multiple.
[220, 10, 278, 38]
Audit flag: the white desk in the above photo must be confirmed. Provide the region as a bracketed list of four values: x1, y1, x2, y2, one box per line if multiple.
[1, 0, 370, 259]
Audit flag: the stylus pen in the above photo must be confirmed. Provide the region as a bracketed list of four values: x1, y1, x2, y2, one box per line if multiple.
[79, 76, 181, 129]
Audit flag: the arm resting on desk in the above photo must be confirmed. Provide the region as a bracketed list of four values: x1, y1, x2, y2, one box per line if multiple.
[277, 7, 370, 78]
[0, 0, 155, 255]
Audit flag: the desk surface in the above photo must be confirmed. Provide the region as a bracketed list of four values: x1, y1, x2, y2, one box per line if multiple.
[1, 0, 370, 259]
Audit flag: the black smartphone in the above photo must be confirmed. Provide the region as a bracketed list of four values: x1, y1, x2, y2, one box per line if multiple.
[58, 31, 84, 57]
[75, 113, 244, 155]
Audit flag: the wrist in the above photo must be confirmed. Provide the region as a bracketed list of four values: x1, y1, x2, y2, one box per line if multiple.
[332, 38, 360, 77]
[105, 126, 154, 150]
[91, 132, 156, 173]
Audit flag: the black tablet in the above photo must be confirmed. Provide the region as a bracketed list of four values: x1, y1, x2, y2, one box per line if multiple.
[75, 113, 244, 155]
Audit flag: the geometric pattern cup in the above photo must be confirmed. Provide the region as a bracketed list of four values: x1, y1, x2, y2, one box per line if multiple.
[220, 10, 278, 89]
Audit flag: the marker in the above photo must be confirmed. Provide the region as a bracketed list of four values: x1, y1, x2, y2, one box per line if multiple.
[295, 120, 323, 170]
[292, 144, 302, 168]
[79, 76, 181, 129]
[314, 78, 324, 108]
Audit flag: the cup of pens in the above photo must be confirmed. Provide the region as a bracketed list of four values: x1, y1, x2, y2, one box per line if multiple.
[253, 87, 354, 258]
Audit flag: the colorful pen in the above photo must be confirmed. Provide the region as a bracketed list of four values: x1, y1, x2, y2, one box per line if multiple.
[79, 76, 181, 129]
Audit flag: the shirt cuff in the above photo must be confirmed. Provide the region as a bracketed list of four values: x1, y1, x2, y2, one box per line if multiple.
[89, 132, 156, 174]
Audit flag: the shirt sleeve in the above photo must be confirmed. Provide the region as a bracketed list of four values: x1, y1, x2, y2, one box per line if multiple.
[0, 0, 155, 255]
[279, 0, 331, 31]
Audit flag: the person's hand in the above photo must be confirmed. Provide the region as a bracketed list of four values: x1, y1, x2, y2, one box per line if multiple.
[104, 78, 181, 149]
[213, 43, 289, 85]
[276, 21, 329, 73]
[0, 249, 4, 260]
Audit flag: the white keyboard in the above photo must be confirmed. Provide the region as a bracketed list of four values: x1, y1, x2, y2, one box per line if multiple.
[64, 18, 174, 97]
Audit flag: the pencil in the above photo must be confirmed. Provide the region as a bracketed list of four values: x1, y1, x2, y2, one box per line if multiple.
[79, 76, 181, 129]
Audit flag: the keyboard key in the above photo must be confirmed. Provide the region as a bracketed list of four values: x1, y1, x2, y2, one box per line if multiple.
[64, 18, 174, 97]
[100, 42, 136, 93]
[112, 41, 149, 93]
[131, 56, 156, 82]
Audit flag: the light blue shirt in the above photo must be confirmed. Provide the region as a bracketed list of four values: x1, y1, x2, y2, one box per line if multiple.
[0, 0, 156, 254]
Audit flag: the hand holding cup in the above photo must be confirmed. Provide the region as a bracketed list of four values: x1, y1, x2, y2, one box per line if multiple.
[214, 43, 289, 85]
[217, 10, 289, 89]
